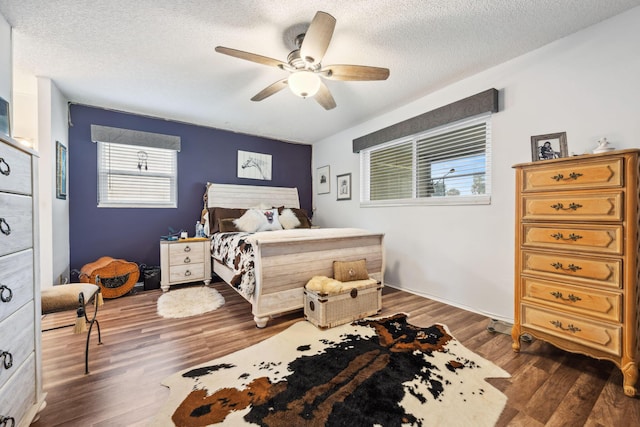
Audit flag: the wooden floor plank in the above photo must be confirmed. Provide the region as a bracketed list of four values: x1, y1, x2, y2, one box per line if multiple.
[32, 282, 639, 426]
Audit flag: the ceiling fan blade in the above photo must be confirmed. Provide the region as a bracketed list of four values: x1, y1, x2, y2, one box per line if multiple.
[251, 78, 288, 102]
[300, 11, 336, 64]
[215, 46, 288, 69]
[320, 64, 390, 81]
[314, 80, 336, 110]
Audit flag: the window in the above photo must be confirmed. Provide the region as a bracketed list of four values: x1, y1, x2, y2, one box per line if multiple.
[360, 114, 491, 206]
[97, 141, 177, 208]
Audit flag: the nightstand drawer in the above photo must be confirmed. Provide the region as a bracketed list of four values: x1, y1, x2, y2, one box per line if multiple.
[169, 264, 205, 282]
[522, 305, 621, 356]
[521, 277, 621, 322]
[169, 242, 205, 264]
[522, 157, 622, 192]
[522, 191, 623, 222]
[521, 250, 620, 289]
[522, 223, 623, 255]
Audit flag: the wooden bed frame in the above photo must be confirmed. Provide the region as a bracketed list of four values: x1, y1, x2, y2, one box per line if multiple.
[206, 183, 385, 328]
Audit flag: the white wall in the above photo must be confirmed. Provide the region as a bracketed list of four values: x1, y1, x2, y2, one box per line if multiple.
[312, 7, 640, 321]
[37, 77, 70, 287]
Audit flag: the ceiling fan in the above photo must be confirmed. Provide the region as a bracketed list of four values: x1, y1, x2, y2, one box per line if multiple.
[215, 11, 390, 110]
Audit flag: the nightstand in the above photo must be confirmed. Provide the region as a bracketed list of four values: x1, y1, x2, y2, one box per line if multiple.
[159, 238, 211, 292]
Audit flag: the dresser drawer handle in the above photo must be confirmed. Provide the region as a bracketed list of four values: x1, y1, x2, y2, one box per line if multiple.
[550, 291, 582, 302]
[551, 172, 583, 181]
[0, 157, 10, 176]
[550, 202, 583, 211]
[184, 257, 191, 263]
[551, 262, 582, 272]
[0, 415, 15, 427]
[184, 270, 191, 277]
[0, 285, 12, 303]
[183, 245, 191, 252]
[0, 351, 13, 369]
[0, 218, 10, 236]
[550, 232, 583, 241]
[550, 320, 581, 333]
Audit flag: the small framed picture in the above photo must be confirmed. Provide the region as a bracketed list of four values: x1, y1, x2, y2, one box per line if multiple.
[336, 173, 351, 201]
[317, 165, 330, 194]
[531, 132, 568, 161]
[56, 141, 67, 199]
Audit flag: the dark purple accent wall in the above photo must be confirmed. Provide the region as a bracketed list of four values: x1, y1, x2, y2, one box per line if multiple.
[68, 104, 312, 272]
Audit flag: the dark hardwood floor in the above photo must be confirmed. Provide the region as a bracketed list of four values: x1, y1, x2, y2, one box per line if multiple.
[35, 282, 639, 426]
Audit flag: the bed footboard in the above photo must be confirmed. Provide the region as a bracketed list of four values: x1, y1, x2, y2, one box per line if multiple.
[213, 232, 384, 328]
[251, 232, 384, 327]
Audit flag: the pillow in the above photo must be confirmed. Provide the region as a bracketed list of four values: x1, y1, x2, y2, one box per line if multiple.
[276, 206, 312, 228]
[207, 207, 246, 234]
[333, 259, 369, 282]
[234, 209, 283, 232]
[218, 218, 239, 233]
[279, 208, 301, 230]
[256, 208, 282, 232]
[233, 209, 266, 233]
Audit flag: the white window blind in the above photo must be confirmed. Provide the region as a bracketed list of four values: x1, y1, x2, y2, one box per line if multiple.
[97, 142, 177, 208]
[361, 114, 491, 206]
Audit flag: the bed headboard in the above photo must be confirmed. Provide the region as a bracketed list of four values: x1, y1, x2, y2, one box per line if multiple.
[206, 183, 300, 209]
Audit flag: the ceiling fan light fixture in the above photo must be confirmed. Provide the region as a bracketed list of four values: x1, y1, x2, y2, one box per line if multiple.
[288, 71, 321, 98]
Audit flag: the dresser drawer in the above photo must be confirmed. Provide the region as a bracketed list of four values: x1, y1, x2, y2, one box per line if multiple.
[0, 250, 34, 323]
[0, 193, 33, 257]
[169, 264, 205, 282]
[0, 301, 35, 389]
[521, 305, 621, 356]
[521, 277, 621, 322]
[521, 250, 620, 289]
[0, 142, 32, 195]
[168, 241, 205, 266]
[522, 157, 622, 192]
[522, 192, 622, 222]
[0, 353, 36, 426]
[522, 223, 623, 255]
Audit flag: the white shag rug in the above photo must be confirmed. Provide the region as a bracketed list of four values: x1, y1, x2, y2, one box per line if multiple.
[157, 286, 225, 319]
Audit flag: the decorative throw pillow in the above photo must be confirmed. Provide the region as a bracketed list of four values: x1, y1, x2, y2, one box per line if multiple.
[256, 208, 282, 231]
[279, 208, 301, 229]
[291, 207, 312, 228]
[233, 209, 267, 233]
[333, 259, 369, 282]
[218, 218, 239, 233]
[208, 207, 246, 234]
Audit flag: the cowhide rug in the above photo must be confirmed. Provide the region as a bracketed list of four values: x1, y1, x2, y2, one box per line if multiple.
[153, 313, 510, 426]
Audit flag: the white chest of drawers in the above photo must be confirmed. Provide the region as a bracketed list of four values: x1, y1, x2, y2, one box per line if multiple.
[0, 136, 46, 425]
[512, 150, 640, 397]
[159, 238, 212, 292]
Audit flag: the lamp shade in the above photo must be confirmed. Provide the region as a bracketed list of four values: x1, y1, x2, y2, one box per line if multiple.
[288, 71, 321, 98]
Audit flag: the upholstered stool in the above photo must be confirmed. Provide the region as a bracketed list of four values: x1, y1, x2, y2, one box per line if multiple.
[41, 282, 103, 374]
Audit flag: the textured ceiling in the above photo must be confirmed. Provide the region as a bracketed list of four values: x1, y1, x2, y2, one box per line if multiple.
[1, 0, 639, 144]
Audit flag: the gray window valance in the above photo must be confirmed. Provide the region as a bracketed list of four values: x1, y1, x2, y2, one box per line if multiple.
[353, 88, 499, 153]
[90, 125, 181, 151]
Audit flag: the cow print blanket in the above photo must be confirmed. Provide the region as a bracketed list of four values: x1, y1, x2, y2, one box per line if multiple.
[211, 232, 256, 299]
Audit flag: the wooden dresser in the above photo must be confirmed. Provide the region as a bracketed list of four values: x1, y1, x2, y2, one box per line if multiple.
[512, 149, 640, 396]
[0, 135, 46, 424]
[159, 238, 211, 292]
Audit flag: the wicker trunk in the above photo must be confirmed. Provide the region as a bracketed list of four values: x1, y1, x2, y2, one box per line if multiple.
[304, 282, 382, 329]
